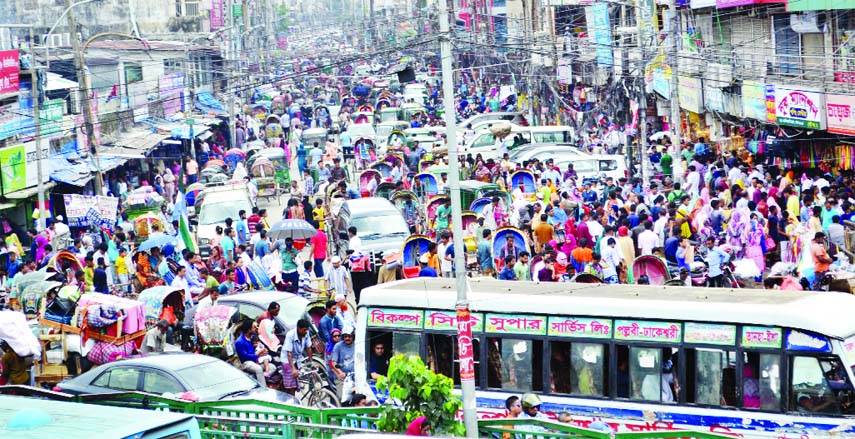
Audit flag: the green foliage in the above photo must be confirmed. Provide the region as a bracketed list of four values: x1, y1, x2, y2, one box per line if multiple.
[275, 4, 290, 33]
[375, 354, 465, 436]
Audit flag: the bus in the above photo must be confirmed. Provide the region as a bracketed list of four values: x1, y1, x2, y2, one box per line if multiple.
[353, 278, 855, 439]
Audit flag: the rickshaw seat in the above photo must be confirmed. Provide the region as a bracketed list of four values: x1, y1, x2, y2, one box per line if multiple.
[402, 266, 421, 279]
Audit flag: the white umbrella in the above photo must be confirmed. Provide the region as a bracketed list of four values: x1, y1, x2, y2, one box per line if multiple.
[268, 219, 317, 241]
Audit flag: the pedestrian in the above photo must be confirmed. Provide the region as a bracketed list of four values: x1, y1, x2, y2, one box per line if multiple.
[477, 229, 494, 276]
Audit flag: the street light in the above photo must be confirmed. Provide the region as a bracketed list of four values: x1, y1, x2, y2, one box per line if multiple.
[43, 0, 104, 68]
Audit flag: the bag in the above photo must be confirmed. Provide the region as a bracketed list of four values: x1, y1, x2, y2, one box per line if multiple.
[765, 236, 777, 250]
[160, 305, 177, 325]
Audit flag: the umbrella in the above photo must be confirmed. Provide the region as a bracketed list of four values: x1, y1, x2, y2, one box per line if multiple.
[649, 131, 671, 142]
[138, 233, 177, 252]
[268, 219, 317, 241]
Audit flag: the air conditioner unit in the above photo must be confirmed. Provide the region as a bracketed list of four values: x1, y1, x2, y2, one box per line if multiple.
[46, 33, 70, 47]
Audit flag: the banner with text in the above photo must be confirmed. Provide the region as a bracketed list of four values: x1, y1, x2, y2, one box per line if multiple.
[62, 194, 119, 227]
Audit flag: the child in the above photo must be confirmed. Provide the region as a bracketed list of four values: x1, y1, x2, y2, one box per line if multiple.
[251, 334, 273, 376]
[116, 247, 129, 294]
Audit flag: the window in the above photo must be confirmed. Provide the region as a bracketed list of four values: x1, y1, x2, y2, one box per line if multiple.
[236, 304, 263, 322]
[426, 334, 481, 385]
[533, 132, 569, 143]
[487, 338, 543, 391]
[472, 134, 494, 149]
[92, 367, 141, 391]
[629, 347, 679, 403]
[367, 331, 420, 361]
[142, 371, 184, 395]
[773, 15, 800, 75]
[550, 342, 607, 396]
[598, 160, 618, 172]
[685, 348, 737, 407]
[744, 352, 782, 411]
[124, 64, 143, 84]
[789, 356, 853, 415]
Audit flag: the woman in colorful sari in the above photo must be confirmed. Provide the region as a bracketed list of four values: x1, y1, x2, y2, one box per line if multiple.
[745, 213, 767, 276]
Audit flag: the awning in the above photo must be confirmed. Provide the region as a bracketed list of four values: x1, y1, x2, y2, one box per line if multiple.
[0, 201, 18, 211]
[104, 129, 167, 158]
[48, 156, 93, 187]
[4, 182, 56, 199]
[195, 91, 226, 114]
[170, 124, 211, 140]
[45, 72, 78, 91]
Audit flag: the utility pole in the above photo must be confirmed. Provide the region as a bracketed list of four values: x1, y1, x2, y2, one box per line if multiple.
[634, 0, 649, 186]
[67, 0, 103, 194]
[227, 0, 237, 149]
[438, 0, 476, 437]
[29, 27, 46, 232]
[667, 0, 683, 184]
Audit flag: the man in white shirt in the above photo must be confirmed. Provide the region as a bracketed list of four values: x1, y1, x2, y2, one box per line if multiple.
[653, 211, 669, 244]
[685, 165, 700, 199]
[196, 289, 219, 313]
[585, 216, 605, 242]
[347, 227, 362, 254]
[325, 256, 353, 301]
[141, 319, 169, 354]
[171, 265, 203, 306]
[600, 237, 622, 284]
[638, 221, 661, 256]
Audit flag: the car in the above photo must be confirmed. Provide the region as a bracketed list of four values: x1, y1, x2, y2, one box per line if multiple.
[508, 143, 587, 163]
[195, 184, 254, 257]
[332, 197, 410, 264]
[54, 352, 299, 404]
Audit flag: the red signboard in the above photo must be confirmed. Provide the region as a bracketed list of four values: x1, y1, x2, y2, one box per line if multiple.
[0, 50, 20, 95]
[210, 0, 224, 29]
[456, 306, 475, 382]
[835, 71, 855, 84]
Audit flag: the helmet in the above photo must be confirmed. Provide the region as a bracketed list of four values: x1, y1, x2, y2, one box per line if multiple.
[521, 393, 542, 408]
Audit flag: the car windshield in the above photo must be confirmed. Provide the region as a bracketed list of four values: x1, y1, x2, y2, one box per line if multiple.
[351, 214, 408, 240]
[175, 359, 259, 400]
[200, 201, 251, 225]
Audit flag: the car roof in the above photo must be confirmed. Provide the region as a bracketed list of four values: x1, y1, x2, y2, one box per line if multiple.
[105, 352, 217, 369]
[344, 197, 398, 214]
[218, 291, 308, 308]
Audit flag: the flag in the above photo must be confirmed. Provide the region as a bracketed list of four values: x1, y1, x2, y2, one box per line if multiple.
[105, 85, 118, 103]
[173, 192, 197, 253]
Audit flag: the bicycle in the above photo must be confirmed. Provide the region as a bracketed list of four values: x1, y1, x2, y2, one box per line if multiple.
[295, 358, 340, 408]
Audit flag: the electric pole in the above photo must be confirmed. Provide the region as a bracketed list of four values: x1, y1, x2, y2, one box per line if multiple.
[668, 0, 683, 184]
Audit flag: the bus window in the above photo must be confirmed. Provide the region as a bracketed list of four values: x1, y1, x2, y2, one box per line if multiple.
[744, 352, 782, 411]
[630, 347, 679, 403]
[368, 331, 420, 360]
[550, 342, 607, 396]
[426, 334, 481, 386]
[789, 356, 853, 414]
[685, 348, 737, 407]
[487, 338, 543, 392]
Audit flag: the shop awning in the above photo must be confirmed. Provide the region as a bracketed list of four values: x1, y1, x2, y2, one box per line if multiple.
[48, 156, 94, 187]
[45, 72, 78, 91]
[195, 91, 226, 115]
[103, 129, 167, 158]
[4, 182, 56, 199]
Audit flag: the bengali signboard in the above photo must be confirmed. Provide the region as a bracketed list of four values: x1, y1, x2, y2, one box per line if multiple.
[0, 144, 26, 194]
[614, 320, 682, 343]
[159, 73, 184, 118]
[456, 307, 476, 382]
[785, 330, 831, 352]
[424, 310, 484, 332]
[742, 81, 767, 121]
[677, 76, 703, 114]
[62, 195, 119, 227]
[826, 93, 855, 136]
[741, 326, 782, 349]
[210, 0, 224, 29]
[547, 317, 612, 339]
[367, 308, 424, 329]
[0, 50, 20, 95]
[40, 99, 64, 136]
[771, 87, 825, 129]
[766, 84, 777, 124]
[485, 314, 547, 335]
[684, 322, 737, 346]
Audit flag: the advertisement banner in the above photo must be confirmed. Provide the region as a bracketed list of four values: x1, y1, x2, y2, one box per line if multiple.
[160, 73, 185, 118]
[485, 314, 547, 335]
[62, 194, 119, 227]
[456, 307, 476, 382]
[424, 310, 484, 332]
[0, 50, 20, 95]
[367, 308, 424, 329]
[615, 320, 682, 343]
[653, 67, 671, 98]
[677, 76, 704, 113]
[742, 81, 767, 121]
[210, 0, 224, 28]
[684, 322, 737, 346]
[591, 2, 613, 67]
[40, 99, 64, 136]
[772, 87, 825, 129]
[826, 93, 855, 136]
[766, 84, 776, 123]
[0, 144, 26, 194]
[25, 141, 50, 189]
[547, 317, 612, 338]
[636, 0, 657, 53]
[716, 0, 757, 7]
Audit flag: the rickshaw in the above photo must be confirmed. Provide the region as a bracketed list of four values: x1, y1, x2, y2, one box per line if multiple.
[194, 304, 236, 359]
[265, 114, 283, 139]
[252, 157, 279, 204]
[271, 96, 286, 115]
[510, 169, 537, 199]
[258, 148, 291, 190]
[377, 182, 396, 198]
[414, 173, 439, 200]
[357, 103, 374, 113]
[370, 160, 393, 179]
[418, 159, 436, 173]
[133, 213, 164, 240]
[186, 182, 205, 206]
[302, 127, 328, 148]
[629, 255, 671, 285]
[223, 149, 246, 172]
[571, 273, 605, 284]
[0, 310, 40, 384]
[354, 136, 377, 170]
[313, 105, 332, 128]
[138, 285, 186, 329]
[352, 112, 373, 125]
[492, 226, 528, 272]
[377, 107, 397, 123]
[399, 103, 426, 121]
[461, 211, 479, 253]
[21, 280, 63, 319]
[400, 235, 432, 279]
[14, 271, 60, 303]
[458, 180, 501, 209]
[44, 249, 84, 274]
[386, 129, 408, 153]
[359, 169, 383, 197]
[425, 196, 449, 238]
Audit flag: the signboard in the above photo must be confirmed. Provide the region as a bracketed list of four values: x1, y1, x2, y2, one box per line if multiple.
[367, 308, 424, 329]
[0, 144, 26, 194]
[0, 101, 19, 140]
[826, 93, 855, 136]
[742, 326, 782, 349]
[834, 71, 855, 83]
[637, 0, 657, 52]
[704, 85, 724, 113]
[716, 0, 758, 7]
[788, 0, 855, 12]
[231, 3, 242, 17]
[40, 99, 64, 136]
[456, 306, 476, 382]
[742, 81, 767, 121]
[653, 67, 671, 98]
[159, 73, 184, 118]
[786, 330, 831, 352]
[547, 317, 612, 338]
[210, 0, 224, 28]
[25, 141, 50, 189]
[614, 320, 681, 343]
[766, 84, 777, 123]
[0, 50, 20, 95]
[62, 195, 119, 227]
[677, 76, 704, 113]
[485, 314, 547, 335]
[684, 323, 737, 346]
[772, 86, 825, 129]
[424, 310, 484, 332]
[690, 0, 716, 7]
[591, 2, 613, 67]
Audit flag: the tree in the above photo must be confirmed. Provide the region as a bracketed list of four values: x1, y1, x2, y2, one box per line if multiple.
[274, 4, 290, 33]
[375, 354, 465, 436]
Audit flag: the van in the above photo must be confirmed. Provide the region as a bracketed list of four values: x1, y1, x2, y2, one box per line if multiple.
[332, 197, 410, 266]
[554, 154, 627, 182]
[465, 125, 574, 160]
[195, 183, 255, 257]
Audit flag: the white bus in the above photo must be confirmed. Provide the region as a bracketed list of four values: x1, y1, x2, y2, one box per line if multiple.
[354, 278, 855, 438]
